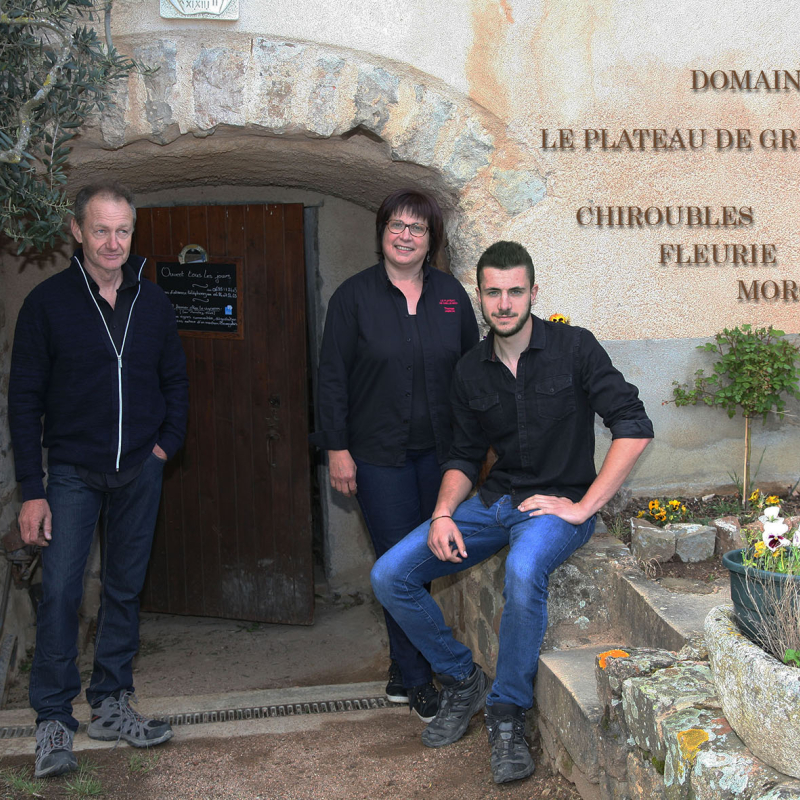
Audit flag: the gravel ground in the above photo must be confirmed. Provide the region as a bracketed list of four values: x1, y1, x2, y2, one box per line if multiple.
[0, 710, 581, 799]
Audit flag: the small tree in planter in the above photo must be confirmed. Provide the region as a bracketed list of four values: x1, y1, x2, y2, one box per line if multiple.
[671, 325, 800, 508]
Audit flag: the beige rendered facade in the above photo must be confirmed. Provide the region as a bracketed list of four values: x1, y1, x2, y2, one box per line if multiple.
[1, 0, 798, 590]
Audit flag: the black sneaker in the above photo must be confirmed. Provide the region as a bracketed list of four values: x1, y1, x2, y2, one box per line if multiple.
[385, 660, 408, 704]
[408, 681, 439, 722]
[87, 691, 173, 747]
[421, 664, 489, 748]
[34, 720, 78, 778]
[485, 702, 535, 784]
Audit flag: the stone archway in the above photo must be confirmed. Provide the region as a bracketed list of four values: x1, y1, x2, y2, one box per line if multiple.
[68, 35, 547, 289]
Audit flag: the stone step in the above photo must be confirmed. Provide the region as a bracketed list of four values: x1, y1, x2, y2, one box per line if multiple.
[557, 532, 730, 653]
[535, 643, 619, 800]
[536, 533, 732, 799]
[608, 561, 730, 652]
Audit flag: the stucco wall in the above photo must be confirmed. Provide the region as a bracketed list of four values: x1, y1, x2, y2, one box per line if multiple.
[103, 0, 800, 341]
[600, 338, 800, 496]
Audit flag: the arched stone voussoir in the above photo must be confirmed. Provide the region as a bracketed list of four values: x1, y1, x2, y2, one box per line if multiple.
[108, 36, 511, 195]
[88, 35, 546, 284]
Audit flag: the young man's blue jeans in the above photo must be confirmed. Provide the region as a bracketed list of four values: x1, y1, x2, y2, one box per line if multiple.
[371, 494, 595, 709]
[29, 454, 165, 731]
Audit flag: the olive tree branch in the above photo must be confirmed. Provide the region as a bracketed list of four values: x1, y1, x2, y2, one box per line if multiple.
[0, 14, 72, 165]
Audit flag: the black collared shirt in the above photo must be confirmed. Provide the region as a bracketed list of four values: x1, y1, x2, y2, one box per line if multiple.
[84, 259, 140, 353]
[310, 262, 479, 466]
[444, 315, 654, 506]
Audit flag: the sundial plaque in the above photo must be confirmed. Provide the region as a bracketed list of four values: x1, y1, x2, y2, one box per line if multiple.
[160, 0, 239, 20]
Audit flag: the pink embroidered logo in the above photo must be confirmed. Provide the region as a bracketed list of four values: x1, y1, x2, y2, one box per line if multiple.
[439, 298, 458, 314]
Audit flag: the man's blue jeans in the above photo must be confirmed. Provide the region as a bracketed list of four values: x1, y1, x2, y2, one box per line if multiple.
[29, 454, 165, 731]
[371, 494, 595, 709]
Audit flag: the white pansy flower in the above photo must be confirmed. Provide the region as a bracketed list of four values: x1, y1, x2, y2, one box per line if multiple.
[763, 519, 790, 537]
[763, 521, 791, 551]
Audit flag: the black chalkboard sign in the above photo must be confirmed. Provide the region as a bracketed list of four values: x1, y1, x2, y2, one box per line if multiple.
[155, 261, 243, 339]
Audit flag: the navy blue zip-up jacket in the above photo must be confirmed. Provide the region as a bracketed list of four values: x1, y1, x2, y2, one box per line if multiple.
[9, 250, 189, 501]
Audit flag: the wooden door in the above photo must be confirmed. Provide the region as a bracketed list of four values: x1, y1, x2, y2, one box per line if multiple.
[135, 204, 313, 624]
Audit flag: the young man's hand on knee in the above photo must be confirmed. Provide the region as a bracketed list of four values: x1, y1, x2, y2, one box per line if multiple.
[427, 517, 467, 562]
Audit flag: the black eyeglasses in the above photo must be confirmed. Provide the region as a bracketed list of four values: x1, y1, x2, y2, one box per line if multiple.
[386, 219, 428, 237]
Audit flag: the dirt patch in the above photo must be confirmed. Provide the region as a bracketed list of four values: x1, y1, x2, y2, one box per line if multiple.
[0, 713, 581, 800]
[647, 558, 730, 594]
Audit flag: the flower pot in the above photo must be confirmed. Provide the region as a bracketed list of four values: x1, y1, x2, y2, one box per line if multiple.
[722, 548, 800, 645]
[705, 605, 800, 779]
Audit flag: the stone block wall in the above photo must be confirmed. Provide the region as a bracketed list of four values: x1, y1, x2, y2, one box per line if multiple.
[594, 647, 800, 800]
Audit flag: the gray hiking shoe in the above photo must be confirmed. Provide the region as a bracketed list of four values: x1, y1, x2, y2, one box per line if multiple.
[421, 664, 488, 748]
[88, 691, 173, 747]
[485, 703, 535, 784]
[34, 720, 78, 778]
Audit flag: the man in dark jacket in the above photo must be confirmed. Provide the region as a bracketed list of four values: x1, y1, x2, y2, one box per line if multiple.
[8, 181, 189, 778]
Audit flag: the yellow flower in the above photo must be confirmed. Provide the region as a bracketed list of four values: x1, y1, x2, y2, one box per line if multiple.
[636, 510, 646, 518]
[649, 500, 661, 511]
[750, 490, 761, 504]
[681, 505, 687, 513]
[754, 541, 766, 557]
[549, 313, 570, 324]
[766, 495, 780, 505]
[668, 499, 681, 508]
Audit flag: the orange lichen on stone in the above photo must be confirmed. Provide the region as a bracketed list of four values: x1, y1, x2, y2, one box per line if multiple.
[677, 728, 709, 763]
[598, 649, 630, 669]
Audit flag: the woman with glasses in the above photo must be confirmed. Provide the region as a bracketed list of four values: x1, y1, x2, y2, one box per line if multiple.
[311, 189, 479, 721]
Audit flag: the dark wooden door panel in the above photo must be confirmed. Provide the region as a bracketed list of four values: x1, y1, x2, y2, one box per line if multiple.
[136, 204, 313, 624]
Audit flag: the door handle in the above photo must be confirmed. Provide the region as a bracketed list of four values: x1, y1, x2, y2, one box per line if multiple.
[266, 428, 280, 467]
